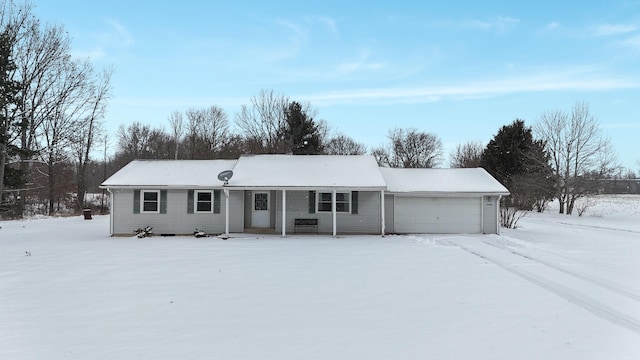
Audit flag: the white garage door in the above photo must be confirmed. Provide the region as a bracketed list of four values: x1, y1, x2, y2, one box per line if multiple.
[394, 196, 482, 234]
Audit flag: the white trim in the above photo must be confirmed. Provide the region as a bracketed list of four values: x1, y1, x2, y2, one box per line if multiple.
[141, 190, 160, 213]
[194, 190, 214, 213]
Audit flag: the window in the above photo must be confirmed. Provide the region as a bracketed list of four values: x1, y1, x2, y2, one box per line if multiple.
[141, 190, 160, 213]
[254, 192, 268, 211]
[318, 192, 350, 212]
[195, 190, 213, 213]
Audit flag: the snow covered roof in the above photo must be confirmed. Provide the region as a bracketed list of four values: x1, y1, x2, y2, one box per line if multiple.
[101, 157, 509, 194]
[101, 160, 237, 188]
[227, 154, 386, 190]
[379, 167, 509, 195]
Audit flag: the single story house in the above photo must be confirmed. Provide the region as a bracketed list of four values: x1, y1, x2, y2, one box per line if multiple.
[100, 154, 509, 236]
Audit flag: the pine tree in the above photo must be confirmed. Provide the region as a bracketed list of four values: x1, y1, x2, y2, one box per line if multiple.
[481, 119, 554, 210]
[0, 28, 22, 206]
[283, 101, 323, 155]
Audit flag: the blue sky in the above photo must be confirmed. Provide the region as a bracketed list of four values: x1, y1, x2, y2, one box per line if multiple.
[34, 0, 640, 169]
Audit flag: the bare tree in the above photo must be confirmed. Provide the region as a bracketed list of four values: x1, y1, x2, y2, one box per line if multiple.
[449, 141, 484, 168]
[168, 111, 183, 160]
[324, 133, 367, 155]
[72, 67, 112, 211]
[116, 122, 153, 160]
[235, 89, 289, 153]
[535, 102, 619, 215]
[184, 105, 230, 159]
[372, 128, 443, 168]
[39, 58, 94, 214]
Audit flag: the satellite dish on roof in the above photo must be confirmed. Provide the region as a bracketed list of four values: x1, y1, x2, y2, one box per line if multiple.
[217, 170, 233, 185]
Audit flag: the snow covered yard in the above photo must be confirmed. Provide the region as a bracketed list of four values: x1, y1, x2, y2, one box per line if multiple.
[1, 195, 639, 359]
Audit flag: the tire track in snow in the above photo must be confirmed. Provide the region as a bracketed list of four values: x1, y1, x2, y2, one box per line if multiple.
[481, 240, 640, 302]
[446, 239, 640, 335]
[525, 217, 640, 235]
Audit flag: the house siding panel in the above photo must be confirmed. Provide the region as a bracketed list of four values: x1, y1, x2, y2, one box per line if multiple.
[111, 189, 243, 235]
[275, 190, 381, 234]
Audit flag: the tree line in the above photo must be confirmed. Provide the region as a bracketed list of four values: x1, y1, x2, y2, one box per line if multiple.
[0, 1, 633, 220]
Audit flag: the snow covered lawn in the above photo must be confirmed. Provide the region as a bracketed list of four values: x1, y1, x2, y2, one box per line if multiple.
[1, 195, 639, 359]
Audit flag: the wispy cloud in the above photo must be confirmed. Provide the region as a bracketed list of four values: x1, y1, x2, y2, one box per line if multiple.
[335, 50, 385, 75]
[311, 16, 339, 35]
[103, 18, 135, 46]
[442, 16, 519, 33]
[297, 69, 639, 106]
[620, 34, 640, 49]
[594, 23, 639, 36]
[71, 17, 134, 60]
[468, 16, 520, 32]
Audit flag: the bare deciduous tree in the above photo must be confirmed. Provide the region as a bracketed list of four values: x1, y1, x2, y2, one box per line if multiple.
[39, 58, 94, 214]
[324, 133, 367, 155]
[372, 128, 443, 168]
[235, 89, 289, 153]
[449, 141, 484, 168]
[535, 102, 619, 215]
[72, 67, 112, 211]
[168, 111, 183, 160]
[185, 105, 229, 159]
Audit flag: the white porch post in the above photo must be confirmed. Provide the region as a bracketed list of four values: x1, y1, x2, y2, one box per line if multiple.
[380, 190, 385, 236]
[332, 190, 337, 237]
[282, 189, 287, 237]
[224, 189, 230, 236]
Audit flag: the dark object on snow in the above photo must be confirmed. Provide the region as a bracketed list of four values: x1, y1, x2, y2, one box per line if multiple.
[134, 226, 153, 238]
[25, 251, 31, 256]
[83, 209, 92, 220]
[194, 229, 208, 238]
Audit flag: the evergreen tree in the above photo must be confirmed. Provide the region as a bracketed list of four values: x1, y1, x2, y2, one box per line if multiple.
[0, 28, 22, 207]
[283, 101, 323, 155]
[481, 119, 554, 210]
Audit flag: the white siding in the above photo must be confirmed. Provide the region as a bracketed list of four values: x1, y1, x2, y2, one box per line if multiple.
[111, 189, 243, 235]
[394, 196, 482, 234]
[274, 190, 381, 234]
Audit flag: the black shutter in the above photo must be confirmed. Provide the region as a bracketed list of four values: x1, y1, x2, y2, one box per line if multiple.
[133, 190, 140, 214]
[351, 191, 358, 214]
[214, 190, 221, 214]
[160, 190, 167, 214]
[308, 191, 316, 214]
[187, 190, 194, 214]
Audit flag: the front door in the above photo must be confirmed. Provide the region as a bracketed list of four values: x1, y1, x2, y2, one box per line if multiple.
[252, 192, 270, 228]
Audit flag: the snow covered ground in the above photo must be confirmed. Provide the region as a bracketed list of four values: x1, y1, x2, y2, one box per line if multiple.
[1, 195, 639, 359]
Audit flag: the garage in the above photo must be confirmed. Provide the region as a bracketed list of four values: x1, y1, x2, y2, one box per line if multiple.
[379, 167, 509, 235]
[394, 196, 482, 234]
